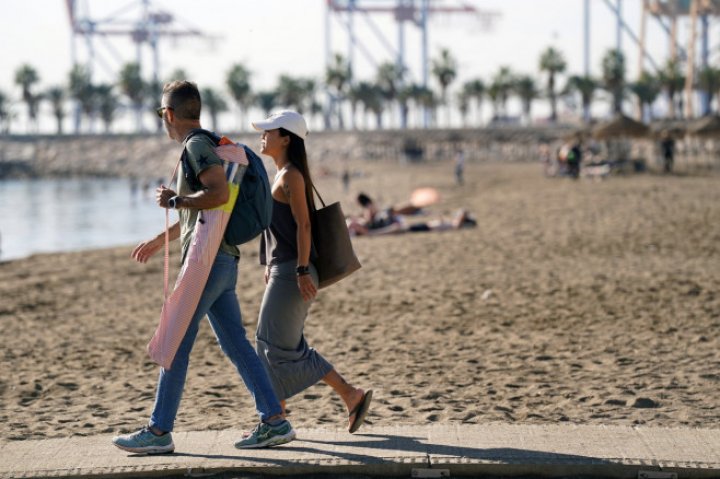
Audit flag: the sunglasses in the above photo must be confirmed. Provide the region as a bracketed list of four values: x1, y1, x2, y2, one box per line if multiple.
[156, 106, 173, 118]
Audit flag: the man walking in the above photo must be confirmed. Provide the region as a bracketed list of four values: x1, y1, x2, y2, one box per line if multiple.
[112, 81, 294, 454]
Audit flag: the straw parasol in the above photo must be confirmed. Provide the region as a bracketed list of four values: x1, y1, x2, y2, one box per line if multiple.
[562, 126, 592, 142]
[649, 119, 686, 140]
[592, 113, 649, 140]
[688, 115, 720, 138]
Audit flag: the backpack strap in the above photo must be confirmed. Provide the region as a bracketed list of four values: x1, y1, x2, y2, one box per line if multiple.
[163, 128, 222, 301]
[179, 128, 221, 192]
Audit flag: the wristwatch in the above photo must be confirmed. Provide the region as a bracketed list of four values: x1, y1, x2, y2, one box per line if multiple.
[168, 195, 182, 209]
[296, 265, 310, 276]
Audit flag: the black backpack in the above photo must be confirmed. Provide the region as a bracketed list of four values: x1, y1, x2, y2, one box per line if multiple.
[181, 129, 272, 245]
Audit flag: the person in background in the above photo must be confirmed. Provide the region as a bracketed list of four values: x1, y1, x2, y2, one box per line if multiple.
[355, 192, 423, 231]
[112, 81, 295, 454]
[251, 110, 373, 434]
[660, 131, 675, 174]
[566, 139, 582, 179]
[341, 167, 351, 193]
[454, 148, 465, 185]
[347, 208, 477, 236]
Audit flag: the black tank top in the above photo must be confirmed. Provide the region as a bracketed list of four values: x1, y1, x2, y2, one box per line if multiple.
[260, 199, 317, 266]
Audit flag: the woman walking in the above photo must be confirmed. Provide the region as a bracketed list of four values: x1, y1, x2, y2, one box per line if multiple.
[250, 110, 372, 433]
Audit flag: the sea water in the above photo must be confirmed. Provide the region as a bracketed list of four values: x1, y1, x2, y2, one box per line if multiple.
[0, 177, 176, 262]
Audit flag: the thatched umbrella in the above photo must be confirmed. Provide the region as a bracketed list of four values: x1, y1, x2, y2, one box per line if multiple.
[688, 115, 720, 138]
[562, 126, 591, 142]
[592, 113, 649, 140]
[649, 119, 686, 139]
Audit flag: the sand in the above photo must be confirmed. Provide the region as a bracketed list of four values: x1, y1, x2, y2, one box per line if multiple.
[1, 159, 719, 442]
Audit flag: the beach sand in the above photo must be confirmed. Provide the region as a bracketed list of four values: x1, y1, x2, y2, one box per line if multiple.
[1, 159, 719, 441]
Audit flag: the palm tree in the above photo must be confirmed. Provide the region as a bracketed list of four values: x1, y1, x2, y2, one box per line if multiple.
[226, 64, 252, 131]
[69, 64, 96, 133]
[96, 84, 119, 133]
[201, 88, 228, 132]
[487, 82, 502, 121]
[14, 64, 41, 131]
[456, 89, 470, 127]
[431, 48, 458, 127]
[118, 62, 146, 132]
[275, 75, 305, 112]
[255, 91, 277, 118]
[490, 66, 514, 120]
[46, 86, 66, 135]
[145, 78, 163, 132]
[415, 85, 438, 127]
[297, 77, 318, 118]
[325, 53, 352, 129]
[348, 83, 364, 129]
[539, 47, 567, 122]
[514, 75, 540, 124]
[462, 79, 485, 126]
[629, 72, 660, 121]
[0, 91, 11, 134]
[601, 49, 627, 114]
[564, 75, 597, 123]
[353, 81, 384, 129]
[396, 84, 417, 128]
[697, 66, 720, 115]
[167, 68, 189, 82]
[376, 61, 405, 128]
[659, 59, 684, 119]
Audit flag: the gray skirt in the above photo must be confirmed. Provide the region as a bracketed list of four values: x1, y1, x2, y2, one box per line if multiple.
[255, 260, 333, 400]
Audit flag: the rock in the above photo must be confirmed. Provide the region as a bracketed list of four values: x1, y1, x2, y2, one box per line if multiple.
[632, 397, 660, 409]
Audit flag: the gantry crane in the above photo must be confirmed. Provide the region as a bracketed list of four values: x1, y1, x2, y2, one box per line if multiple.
[643, 0, 720, 116]
[65, 0, 211, 89]
[326, 0, 498, 86]
[326, 0, 500, 127]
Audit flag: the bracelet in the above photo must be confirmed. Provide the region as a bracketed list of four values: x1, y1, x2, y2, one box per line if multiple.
[296, 265, 310, 276]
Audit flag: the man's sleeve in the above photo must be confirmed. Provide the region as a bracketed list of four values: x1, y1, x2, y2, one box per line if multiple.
[185, 136, 223, 177]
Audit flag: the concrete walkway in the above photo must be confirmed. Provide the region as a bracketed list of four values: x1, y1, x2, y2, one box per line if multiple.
[1, 424, 719, 479]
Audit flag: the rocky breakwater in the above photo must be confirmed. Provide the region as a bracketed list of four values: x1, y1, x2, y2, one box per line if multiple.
[0, 134, 181, 179]
[0, 126, 573, 179]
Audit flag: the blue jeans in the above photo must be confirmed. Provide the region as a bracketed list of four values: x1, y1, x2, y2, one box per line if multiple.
[149, 251, 282, 432]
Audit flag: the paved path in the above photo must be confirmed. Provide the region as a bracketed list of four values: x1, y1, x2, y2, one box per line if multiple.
[1, 424, 719, 478]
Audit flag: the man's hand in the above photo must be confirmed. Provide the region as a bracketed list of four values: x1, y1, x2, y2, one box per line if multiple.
[131, 237, 163, 263]
[156, 185, 177, 208]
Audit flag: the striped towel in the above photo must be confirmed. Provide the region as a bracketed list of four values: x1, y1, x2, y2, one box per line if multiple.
[147, 139, 249, 370]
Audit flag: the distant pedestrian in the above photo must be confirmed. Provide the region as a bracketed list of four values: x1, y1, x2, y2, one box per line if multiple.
[454, 148, 465, 185]
[566, 140, 582, 179]
[660, 131, 675, 174]
[341, 167, 350, 193]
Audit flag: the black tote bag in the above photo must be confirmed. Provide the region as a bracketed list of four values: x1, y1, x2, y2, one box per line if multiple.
[311, 187, 361, 289]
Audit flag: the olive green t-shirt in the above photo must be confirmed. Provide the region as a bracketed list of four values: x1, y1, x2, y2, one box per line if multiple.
[176, 131, 240, 262]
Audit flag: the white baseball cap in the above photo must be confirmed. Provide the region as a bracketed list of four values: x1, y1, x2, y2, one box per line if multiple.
[251, 110, 308, 140]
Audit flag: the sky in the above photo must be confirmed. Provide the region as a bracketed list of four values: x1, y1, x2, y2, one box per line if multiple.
[0, 0, 715, 132]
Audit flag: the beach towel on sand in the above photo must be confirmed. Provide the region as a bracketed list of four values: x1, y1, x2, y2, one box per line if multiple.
[147, 137, 249, 370]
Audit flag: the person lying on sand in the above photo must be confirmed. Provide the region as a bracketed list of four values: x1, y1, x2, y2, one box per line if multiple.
[347, 208, 477, 236]
[355, 192, 424, 230]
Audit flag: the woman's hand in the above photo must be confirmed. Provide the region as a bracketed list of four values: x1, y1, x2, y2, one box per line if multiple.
[297, 274, 317, 302]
